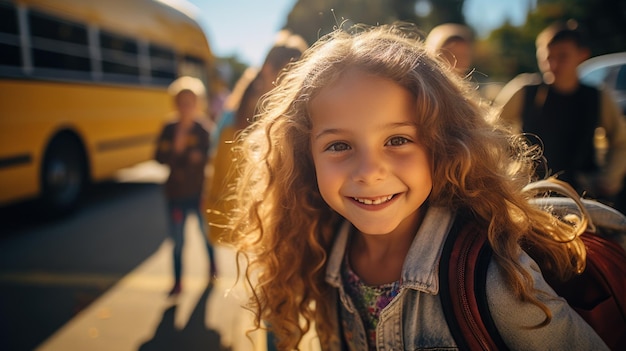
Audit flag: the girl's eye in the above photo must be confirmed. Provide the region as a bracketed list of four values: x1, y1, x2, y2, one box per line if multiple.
[326, 142, 351, 152]
[387, 136, 410, 146]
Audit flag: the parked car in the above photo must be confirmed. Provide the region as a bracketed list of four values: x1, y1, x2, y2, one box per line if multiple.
[579, 52, 626, 214]
[578, 52, 626, 115]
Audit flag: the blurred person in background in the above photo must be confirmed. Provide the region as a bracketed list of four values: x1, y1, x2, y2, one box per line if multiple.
[211, 30, 308, 147]
[497, 21, 626, 212]
[209, 66, 259, 152]
[205, 30, 308, 244]
[155, 76, 217, 296]
[203, 34, 306, 348]
[208, 64, 232, 127]
[425, 23, 474, 77]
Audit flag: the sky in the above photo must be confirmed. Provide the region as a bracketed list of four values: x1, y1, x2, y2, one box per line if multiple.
[184, 0, 535, 67]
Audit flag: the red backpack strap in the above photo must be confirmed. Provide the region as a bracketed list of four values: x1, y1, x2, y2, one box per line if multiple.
[580, 233, 626, 349]
[545, 231, 626, 350]
[440, 216, 508, 350]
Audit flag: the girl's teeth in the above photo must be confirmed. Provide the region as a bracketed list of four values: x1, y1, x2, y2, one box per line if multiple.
[353, 195, 393, 205]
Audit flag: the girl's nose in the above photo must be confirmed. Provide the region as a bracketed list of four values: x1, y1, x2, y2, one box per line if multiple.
[352, 150, 387, 184]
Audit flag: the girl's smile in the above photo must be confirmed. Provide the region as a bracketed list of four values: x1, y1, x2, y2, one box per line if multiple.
[347, 190, 405, 217]
[310, 69, 433, 236]
[351, 194, 396, 206]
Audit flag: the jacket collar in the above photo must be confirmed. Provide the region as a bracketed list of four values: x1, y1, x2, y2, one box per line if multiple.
[325, 206, 455, 295]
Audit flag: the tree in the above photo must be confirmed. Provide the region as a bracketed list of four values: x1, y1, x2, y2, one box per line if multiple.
[480, 0, 626, 82]
[472, 21, 534, 82]
[283, 0, 396, 45]
[416, 0, 466, 31]
[282, 0, 466, 46]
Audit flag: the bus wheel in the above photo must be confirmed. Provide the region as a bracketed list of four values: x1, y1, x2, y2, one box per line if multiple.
[41, 136, 87, 215]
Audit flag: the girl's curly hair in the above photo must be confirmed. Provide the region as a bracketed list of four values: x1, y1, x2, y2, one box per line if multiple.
[224, 22, 586, 349]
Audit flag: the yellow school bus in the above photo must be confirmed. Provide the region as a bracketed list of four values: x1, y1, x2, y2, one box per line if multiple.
[0, 0, 216, 214]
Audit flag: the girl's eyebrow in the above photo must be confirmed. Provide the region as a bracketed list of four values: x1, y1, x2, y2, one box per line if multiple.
[389, 121, 417, 129]
[313, 122, 416, 141]
[313, 128, 343, 141]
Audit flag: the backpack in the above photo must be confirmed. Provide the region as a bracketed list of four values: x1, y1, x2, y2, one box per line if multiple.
[439, 179, 626, 350]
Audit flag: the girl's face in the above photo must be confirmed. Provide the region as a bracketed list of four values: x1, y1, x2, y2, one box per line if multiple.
[310, 70, 433, 236]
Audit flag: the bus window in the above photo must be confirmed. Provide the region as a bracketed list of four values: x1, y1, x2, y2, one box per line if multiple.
[0, 2, 20, 67]
[29, 10, 91, 74]
[100, 30, 140, 81]
[149, 44, 177, 83]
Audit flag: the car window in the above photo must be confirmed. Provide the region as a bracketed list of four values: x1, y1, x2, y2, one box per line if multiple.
[580, 66, 609, 87]
[615, 65, 626, 91]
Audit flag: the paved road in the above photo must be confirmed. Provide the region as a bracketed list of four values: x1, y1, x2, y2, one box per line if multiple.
[0, 161, 319, 351]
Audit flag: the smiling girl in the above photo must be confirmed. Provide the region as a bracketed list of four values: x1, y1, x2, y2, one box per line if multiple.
[226, 23, 607, 350]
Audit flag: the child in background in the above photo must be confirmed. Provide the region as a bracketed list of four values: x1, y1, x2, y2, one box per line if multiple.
[210, 30, 308, 148]
[425, 23, 474, 76]
[155, 76, 217, 296]
[497, 21, 626, 212]
[206, 31, 307, 243]
[227, 24, 607, 350]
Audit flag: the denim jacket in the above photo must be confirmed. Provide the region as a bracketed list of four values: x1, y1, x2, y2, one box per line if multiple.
[323, 206, 608, 351]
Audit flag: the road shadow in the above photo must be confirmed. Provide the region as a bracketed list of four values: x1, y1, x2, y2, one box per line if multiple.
[0, 179, 169, 351]
[0, 181, 162, 239]
[138, 281, 230, 351]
